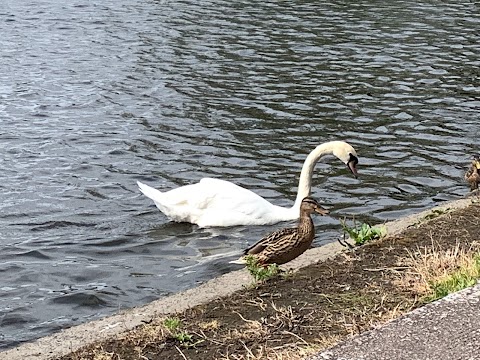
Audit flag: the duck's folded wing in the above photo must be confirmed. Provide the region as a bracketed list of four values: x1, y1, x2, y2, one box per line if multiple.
[245, 228, 297, 255]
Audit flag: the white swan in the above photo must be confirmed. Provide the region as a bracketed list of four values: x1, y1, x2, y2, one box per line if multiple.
[137, 140, 358, 228]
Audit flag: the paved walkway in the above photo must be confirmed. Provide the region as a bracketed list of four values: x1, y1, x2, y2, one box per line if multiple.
[311, 283, 480, 360]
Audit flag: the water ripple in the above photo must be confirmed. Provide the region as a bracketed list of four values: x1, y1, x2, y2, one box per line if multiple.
[0, 0, 479, 350]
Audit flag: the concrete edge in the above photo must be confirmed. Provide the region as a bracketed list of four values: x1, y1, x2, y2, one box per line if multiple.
[1, 197, 474, 360]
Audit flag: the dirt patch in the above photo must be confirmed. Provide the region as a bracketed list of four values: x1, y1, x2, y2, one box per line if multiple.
[57, 201, 480, 360]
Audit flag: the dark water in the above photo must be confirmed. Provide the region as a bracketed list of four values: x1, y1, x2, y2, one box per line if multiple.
[1, 0, 479, 349]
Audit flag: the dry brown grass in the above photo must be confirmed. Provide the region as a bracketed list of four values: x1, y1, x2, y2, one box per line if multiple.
[92, 353, 117, 360]
[397, 238, 480, 301]
[218, 303, 318, 360]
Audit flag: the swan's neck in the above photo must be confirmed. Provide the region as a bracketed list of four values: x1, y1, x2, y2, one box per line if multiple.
[292, 142, 337, 211]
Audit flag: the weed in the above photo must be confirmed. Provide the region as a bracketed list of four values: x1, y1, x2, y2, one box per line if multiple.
[341, 218, 386, 245]
[163, 317, 200, 347]
[174, 331, 193, 343]
[245, 255, 281, 282]
[410, 208, 453, 228]
[163, 317, 181, 332]
[423, 208, 451, 221]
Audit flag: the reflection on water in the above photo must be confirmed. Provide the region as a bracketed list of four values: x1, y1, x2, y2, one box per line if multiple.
[0, 0, 479, 349]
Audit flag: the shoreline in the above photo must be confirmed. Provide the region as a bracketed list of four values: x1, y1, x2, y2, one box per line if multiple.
[1, 197, 475, 360]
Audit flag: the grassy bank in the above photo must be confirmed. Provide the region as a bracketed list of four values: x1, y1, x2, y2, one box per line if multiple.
[59, 202, 480, 360]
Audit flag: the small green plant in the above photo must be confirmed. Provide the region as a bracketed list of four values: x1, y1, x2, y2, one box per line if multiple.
[245, 255, 280, 282]
[423, 208, 451, 221]
[174, 331, 193, 343]
[410, 208, 453, 228]
[163, 317, 181, 332]
[427, 253, 480, 302]
[341, 218, 386, 245]
[163, 317, 199, 347]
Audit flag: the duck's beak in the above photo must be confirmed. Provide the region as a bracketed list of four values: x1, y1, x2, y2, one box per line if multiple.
[475, 161, 480, 170]
[315, 206, 329, 216]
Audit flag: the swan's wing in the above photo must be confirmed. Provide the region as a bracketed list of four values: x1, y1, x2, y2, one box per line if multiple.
[140, 178, 280, 226]
[245, 228, 297, 255]
[191, 178, 278, 223]
[197, 178, 272, 206]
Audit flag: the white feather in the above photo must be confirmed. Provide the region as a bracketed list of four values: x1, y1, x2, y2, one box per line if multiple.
[138, 141, 357, 227]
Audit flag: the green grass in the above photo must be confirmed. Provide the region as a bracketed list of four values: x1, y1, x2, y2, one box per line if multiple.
[427, 253, 480, 301]
[245, 255, 281, 282]
[163, 317, 199, 346]
[341, 219, 386, 245]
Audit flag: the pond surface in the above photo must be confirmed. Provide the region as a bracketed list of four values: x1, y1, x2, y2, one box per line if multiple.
[0, 0, 479, 349]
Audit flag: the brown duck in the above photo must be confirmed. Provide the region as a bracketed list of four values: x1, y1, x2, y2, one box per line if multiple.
[465, 156, 480, 191]
[231, 197, 329, 266]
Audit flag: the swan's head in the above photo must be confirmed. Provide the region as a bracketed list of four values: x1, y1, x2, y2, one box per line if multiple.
[301, 197, 329, 216]
[331, 141, 359, 178]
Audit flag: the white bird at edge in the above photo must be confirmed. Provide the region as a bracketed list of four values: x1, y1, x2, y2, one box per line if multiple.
[137, 140, 359, 228]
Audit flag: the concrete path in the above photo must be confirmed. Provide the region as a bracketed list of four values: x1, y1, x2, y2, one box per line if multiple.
[312, 283, 480, 360]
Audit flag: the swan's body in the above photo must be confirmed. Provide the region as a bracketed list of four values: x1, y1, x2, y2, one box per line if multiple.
[137, 140, 358, 227]
[231, 197, 329, 265]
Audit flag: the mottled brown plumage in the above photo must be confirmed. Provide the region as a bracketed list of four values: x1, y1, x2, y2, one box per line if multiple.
[465, 157, 480, 191]
[243, 197, 328, 266]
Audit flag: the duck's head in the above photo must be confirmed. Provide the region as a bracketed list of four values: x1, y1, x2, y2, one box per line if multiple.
[473, 157, 480, 170]
[301, 197, 329, 215]
[331, 142, 359, 178]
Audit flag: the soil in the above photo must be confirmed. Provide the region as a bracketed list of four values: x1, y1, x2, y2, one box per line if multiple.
[59, 202, 480, 360]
